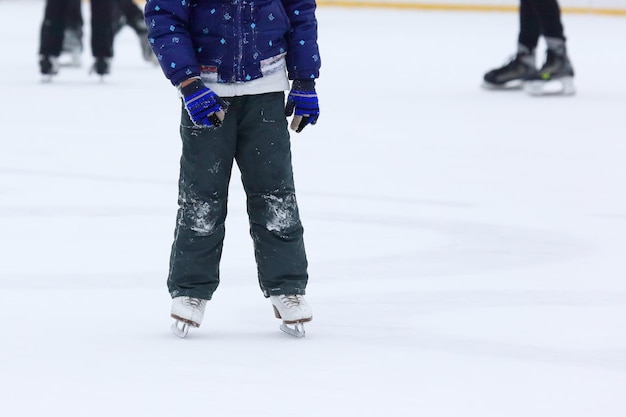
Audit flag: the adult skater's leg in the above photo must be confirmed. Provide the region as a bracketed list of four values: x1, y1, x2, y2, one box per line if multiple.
[113, 0, 158, 63]
[61, 0, 83, 67]
[524, 0, 575, 95]
[482, 0, 539, 89]
[39, 0, 70, 76]
[89, 0, 114, 75]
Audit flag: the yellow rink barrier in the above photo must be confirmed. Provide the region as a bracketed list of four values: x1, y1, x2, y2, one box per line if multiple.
[316, 1, 626, 16]
[130, 0, 626, 17]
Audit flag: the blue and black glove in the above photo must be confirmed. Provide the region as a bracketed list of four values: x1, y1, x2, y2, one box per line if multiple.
[285, 79, 319, 133]
[181, 79, 228, 128]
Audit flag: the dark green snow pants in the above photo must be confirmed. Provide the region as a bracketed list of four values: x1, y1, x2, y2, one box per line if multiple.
[167, 92, 308, 300]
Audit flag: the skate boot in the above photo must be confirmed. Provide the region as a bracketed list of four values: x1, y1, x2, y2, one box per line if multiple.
[61, 28, 83, 67]
[525, 43, 575, 96]
[139, 35, 158, 65]
[39, 55, 59, 81]
[270, 294, 312, 338]
[90, 57, 111, 77]
[112, 15, 127, 36]
[482, 50, 537, 90]
[170, 296, 207, 338]
[130, 18, 158, 65]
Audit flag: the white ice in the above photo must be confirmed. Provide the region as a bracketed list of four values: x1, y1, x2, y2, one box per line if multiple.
[1, 1, 625, 416]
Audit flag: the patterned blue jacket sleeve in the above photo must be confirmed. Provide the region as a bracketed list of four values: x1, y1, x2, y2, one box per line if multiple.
[144, 0, 199, 86]
[281, 0, 321, 80]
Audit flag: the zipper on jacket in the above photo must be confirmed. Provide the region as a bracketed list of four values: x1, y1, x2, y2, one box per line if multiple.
[234, 1, 244, 81]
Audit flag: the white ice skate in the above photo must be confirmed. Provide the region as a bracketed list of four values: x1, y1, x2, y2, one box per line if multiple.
[60, 28, 83, 68]
[170, 296, 207, 338]
[270, 294, 312, 338]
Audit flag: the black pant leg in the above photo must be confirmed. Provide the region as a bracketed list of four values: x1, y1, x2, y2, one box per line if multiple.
[90, 0, 114, 58]
[528, 0, 566, 40]
[167, 103, 239, 300]
[64, 0, 83, 32]
[517, 0, 541, 50]
[235, 93, 309, 297]
[115, 0, 144, 27]
[39, 0, 70, 56]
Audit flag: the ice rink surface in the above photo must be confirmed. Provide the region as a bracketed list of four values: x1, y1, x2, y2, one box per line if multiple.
[1, 1, 625, 416]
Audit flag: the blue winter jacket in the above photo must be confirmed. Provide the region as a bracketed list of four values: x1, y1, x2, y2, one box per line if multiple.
[144, 0, 321, 86]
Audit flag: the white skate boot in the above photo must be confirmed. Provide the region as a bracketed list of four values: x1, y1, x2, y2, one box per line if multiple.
[170, 296, 207, 338]
[270, 294, 312, 338]
[60, 28, 83, 68]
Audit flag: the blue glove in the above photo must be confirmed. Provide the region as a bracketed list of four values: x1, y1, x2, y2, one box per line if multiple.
[180, 79, 228, 128]
[285, 79, 319, 133]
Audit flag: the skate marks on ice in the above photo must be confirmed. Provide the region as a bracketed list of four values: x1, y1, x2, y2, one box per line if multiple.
[415, 292, 626, 372]
[306, 207, 591, 280]
[318, 289, 626, 372]
[302, 193, 626, 371]
[589, 212, 626, 222]
[0, 166, 171, 186]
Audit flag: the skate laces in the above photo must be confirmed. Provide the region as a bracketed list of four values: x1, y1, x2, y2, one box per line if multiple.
[279, 294, 303, 308]
[184, 297, 206, 309]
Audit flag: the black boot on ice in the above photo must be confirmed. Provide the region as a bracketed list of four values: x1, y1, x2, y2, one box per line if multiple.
[39, 55, 59, 75]
[91, 57, 111, 76]
[525, 39, 575, 96]
[483, 46, 537, 90]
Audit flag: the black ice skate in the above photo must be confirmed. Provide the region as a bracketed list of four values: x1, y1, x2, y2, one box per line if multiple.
[525, 49, 575, 96]
[139, 35, 158, 65]
[39, 55, 59, 82]
[90, 57, 111, 78]
[130, 18, 159, 65]
[482, 52, 537, 90]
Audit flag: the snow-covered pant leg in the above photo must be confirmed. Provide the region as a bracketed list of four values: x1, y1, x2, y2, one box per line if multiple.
[167, 104, 238, 300]
[167, 93, 308, 299]
[234, 93, 309, 297]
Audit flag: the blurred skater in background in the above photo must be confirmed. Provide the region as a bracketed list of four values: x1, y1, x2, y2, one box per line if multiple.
[60, 0, 83, 67]
[482, 0, 575, 95]
[61, 0, 157, 68]
[39, 0, 114, 78]
[110, 0, 158, 64]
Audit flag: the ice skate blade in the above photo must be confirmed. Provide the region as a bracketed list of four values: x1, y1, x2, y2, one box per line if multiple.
[59, 59, 82, 68]
[525, 77, 576, 96]
[481, 80, 524, 91]
[171, 321, 190, 338]
[170, 314, 200, 338]
[280, 322, 306, 338]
